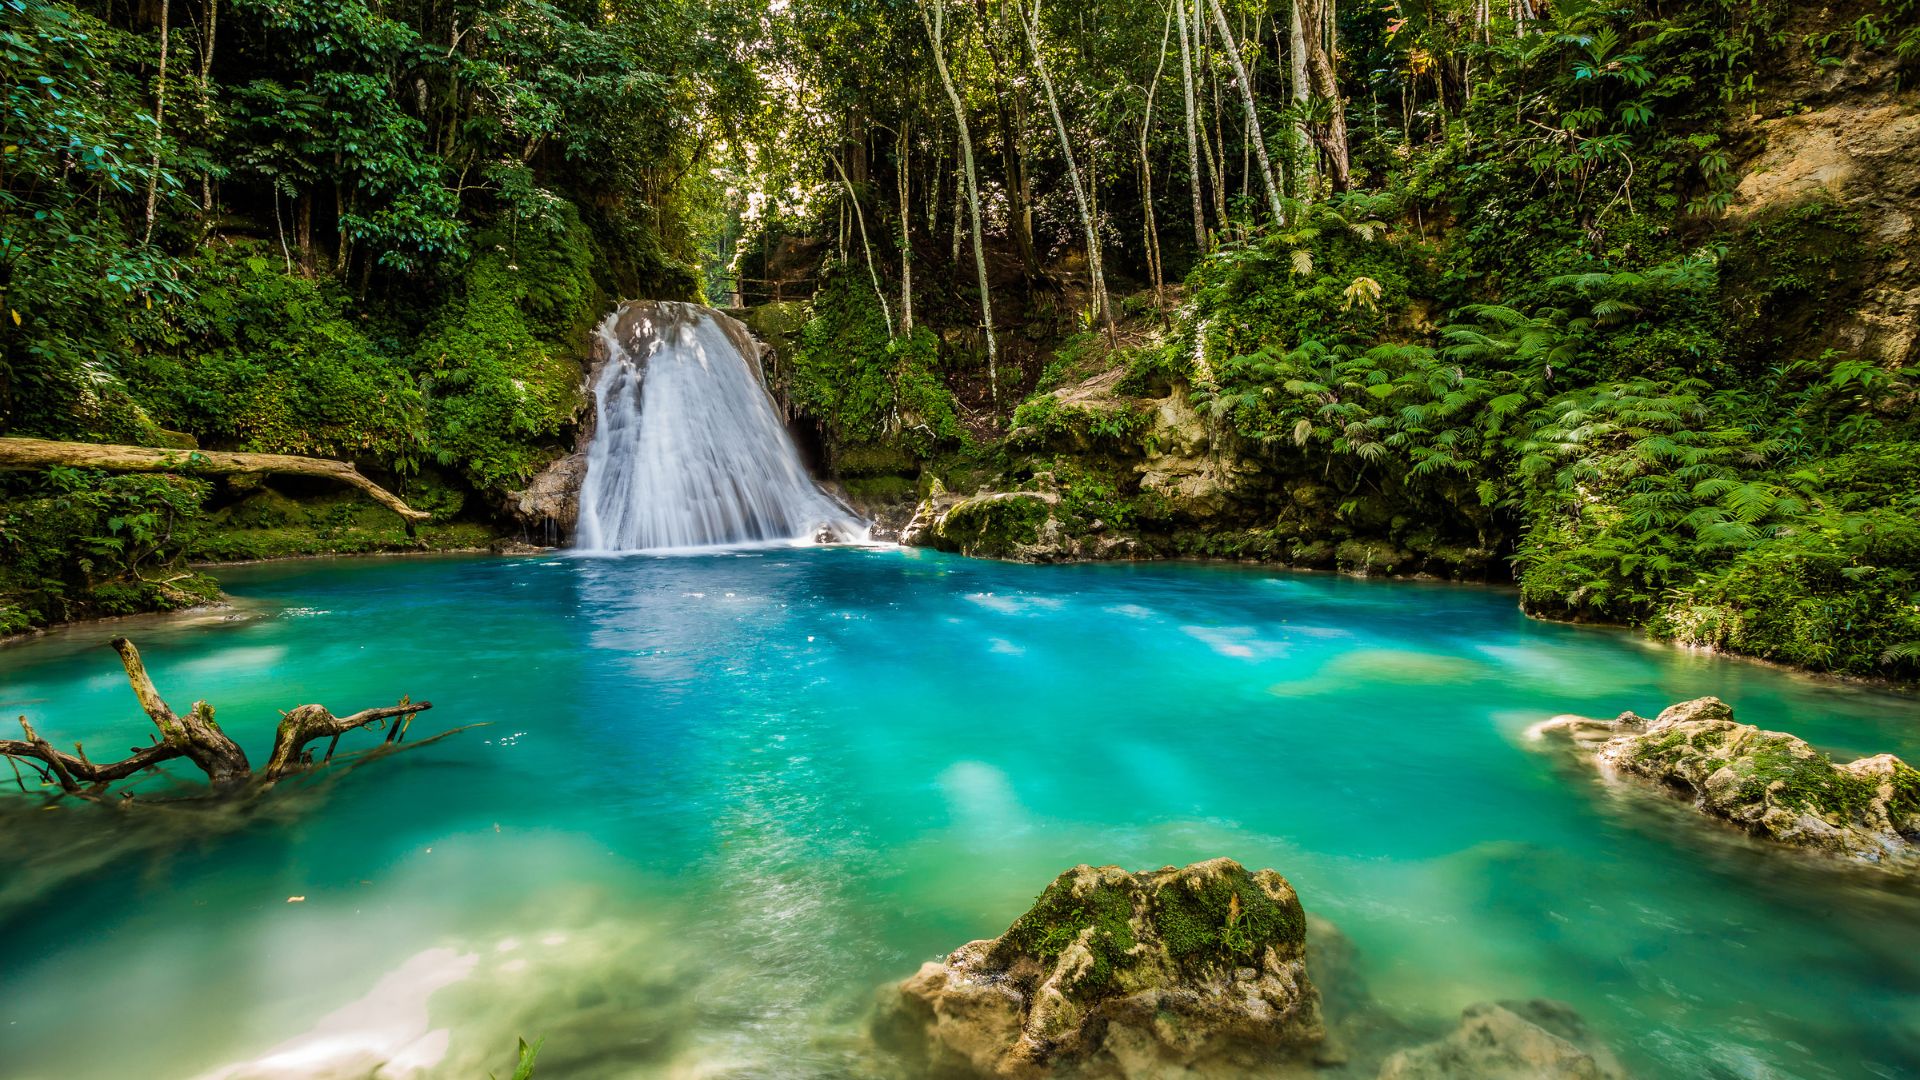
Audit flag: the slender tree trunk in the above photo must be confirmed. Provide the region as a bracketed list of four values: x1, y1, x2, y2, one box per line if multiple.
[896, 122, 913, 334]
[1204, 17, 1228, 224]
[827, 150, 894, 339]
[333, 179, 349, 274]
[1192, 3, 1227, 227]
[950, 132, 965, 265]
[1020, 0, 1113, 337]
[142, 0, 173, 245]
[198, 0, 217, 214]
[1289, 0, 1313, 196]
[296, 191, 315, 276]
[1140, 1, 1173, 299]
[980, 10, 1042, 285]
[920, 0, 1000, 405]
[1205, 0, 1285, 224]
[1176, 0, 1207, 251]
[1297, 0, 1350, 189]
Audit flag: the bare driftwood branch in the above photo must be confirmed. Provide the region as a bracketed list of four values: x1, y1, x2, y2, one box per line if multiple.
[0, 637, 437, 800]
[0, 437, 430, 524]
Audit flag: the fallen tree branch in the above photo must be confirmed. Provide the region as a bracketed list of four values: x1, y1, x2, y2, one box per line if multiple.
[0, 637, 439, 800]
[0, 437, 430, 525]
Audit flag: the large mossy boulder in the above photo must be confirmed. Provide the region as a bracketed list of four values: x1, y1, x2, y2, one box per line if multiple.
[876, 858, 1324, 1078]
[1538, 697, 1920, 872]
[905, 486, 1075, 562]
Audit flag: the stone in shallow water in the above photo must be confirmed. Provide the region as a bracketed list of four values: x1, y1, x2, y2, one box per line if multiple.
[1378, 999, 1627, 1080]
[1536, 696, 1920, 873]
[875, 857, 1323, 1078]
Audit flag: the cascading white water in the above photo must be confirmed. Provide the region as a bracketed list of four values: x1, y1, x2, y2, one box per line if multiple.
[574, 301, 867, 552]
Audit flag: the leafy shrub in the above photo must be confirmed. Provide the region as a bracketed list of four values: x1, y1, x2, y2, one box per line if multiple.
[0, 468, 218, 631]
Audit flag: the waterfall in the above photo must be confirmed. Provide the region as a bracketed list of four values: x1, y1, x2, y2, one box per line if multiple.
[574, 301, 867, 552]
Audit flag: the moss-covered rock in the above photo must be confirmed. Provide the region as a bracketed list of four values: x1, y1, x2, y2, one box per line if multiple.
[1536, 697, 1920, 873]
[876, 858, 1323, 1078]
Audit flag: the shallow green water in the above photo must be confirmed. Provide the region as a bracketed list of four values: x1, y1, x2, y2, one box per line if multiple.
[2, 548, 1917, 1079]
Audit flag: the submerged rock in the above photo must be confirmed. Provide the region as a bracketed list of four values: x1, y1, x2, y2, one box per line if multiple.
[876, 858, 1323, 1078]
[1378, 999, 1627, 1080]
[1536, 697, 1920, 872]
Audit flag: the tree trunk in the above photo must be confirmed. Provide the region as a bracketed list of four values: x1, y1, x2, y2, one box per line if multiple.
[0, 438, 431, 524]
[827, 149, 895, 339]
[920, 0, 1001, 406]
[1191, 2, 1227, 228]
[897, 122, 913, 334]
[1141, 1, 1173, 299]
[950, 138, 965, 266]
[296, 191, 315, 276]
[1203, 16, 1228, 224]
[1204, 0, 1286, 224]
[1297, 0, 1350, 189]
[142, 0, 172, 245]
[1020, 0, 1113, 337]
[1289, 0, 1313, 196]
[198, 0, 218, 214]
[1176, 0, 1208, 251]
[980, 8, 1042, 285]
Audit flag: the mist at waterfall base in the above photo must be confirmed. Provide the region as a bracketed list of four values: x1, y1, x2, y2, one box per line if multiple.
[5, 549, 1920, 1079]
[573, 302, 866, 553]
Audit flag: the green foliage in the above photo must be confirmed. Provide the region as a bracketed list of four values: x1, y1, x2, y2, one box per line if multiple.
[124, 245, 425, 462]
[934, 493, 1051, 557]
[415, 223, 601, 496]
[1, 0, 754, 631]
[0, 468, 217, 632]
[188, 485, 496, 561]
[492, 1036, 543, 1080]
[1009, 394, 1150, 449]
[788, 269, 962, 464]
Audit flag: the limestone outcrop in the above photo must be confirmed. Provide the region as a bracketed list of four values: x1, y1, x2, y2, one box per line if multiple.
[1378, 1000, 1627, 1080]
[1536, 697, 1920, 872]
[504, 448, 588, 542]
[876, 858, 1324, 1078]
[901, 482, 1139, 563]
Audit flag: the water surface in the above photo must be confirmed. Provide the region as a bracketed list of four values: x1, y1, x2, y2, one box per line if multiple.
[2, 549, 1916, 1078]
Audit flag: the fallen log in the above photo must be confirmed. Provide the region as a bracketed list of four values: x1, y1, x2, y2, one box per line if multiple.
[1, 637, 436, 800]
[0, 437, 430, 524]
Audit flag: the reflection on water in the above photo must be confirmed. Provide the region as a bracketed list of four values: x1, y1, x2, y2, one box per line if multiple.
[1, 548, 1917, 1079]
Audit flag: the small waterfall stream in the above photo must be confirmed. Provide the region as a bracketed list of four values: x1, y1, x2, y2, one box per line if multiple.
[575, 301, 866, 552]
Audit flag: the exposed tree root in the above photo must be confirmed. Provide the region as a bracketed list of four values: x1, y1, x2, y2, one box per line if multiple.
[1, 637, 439, 801]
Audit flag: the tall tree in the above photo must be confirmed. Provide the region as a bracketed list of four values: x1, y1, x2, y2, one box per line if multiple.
[1204, 0, 1285, 223]
[1137, 1, 1174, 298]
[896, 120, 913, 333]
[1020, 0, 1114, 335]
[1296, 0, 1350, 188]
[1175, 0, 1208, 249]
[1288, 0, 1313, 195]
[919, 0, 1000, 403]
[142, 0, 173, 245]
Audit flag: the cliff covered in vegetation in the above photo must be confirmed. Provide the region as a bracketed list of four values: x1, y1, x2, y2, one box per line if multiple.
[0, 0, 751, 631]
[753, 0, 1920, 681]
[4, 0, 1916, 682]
